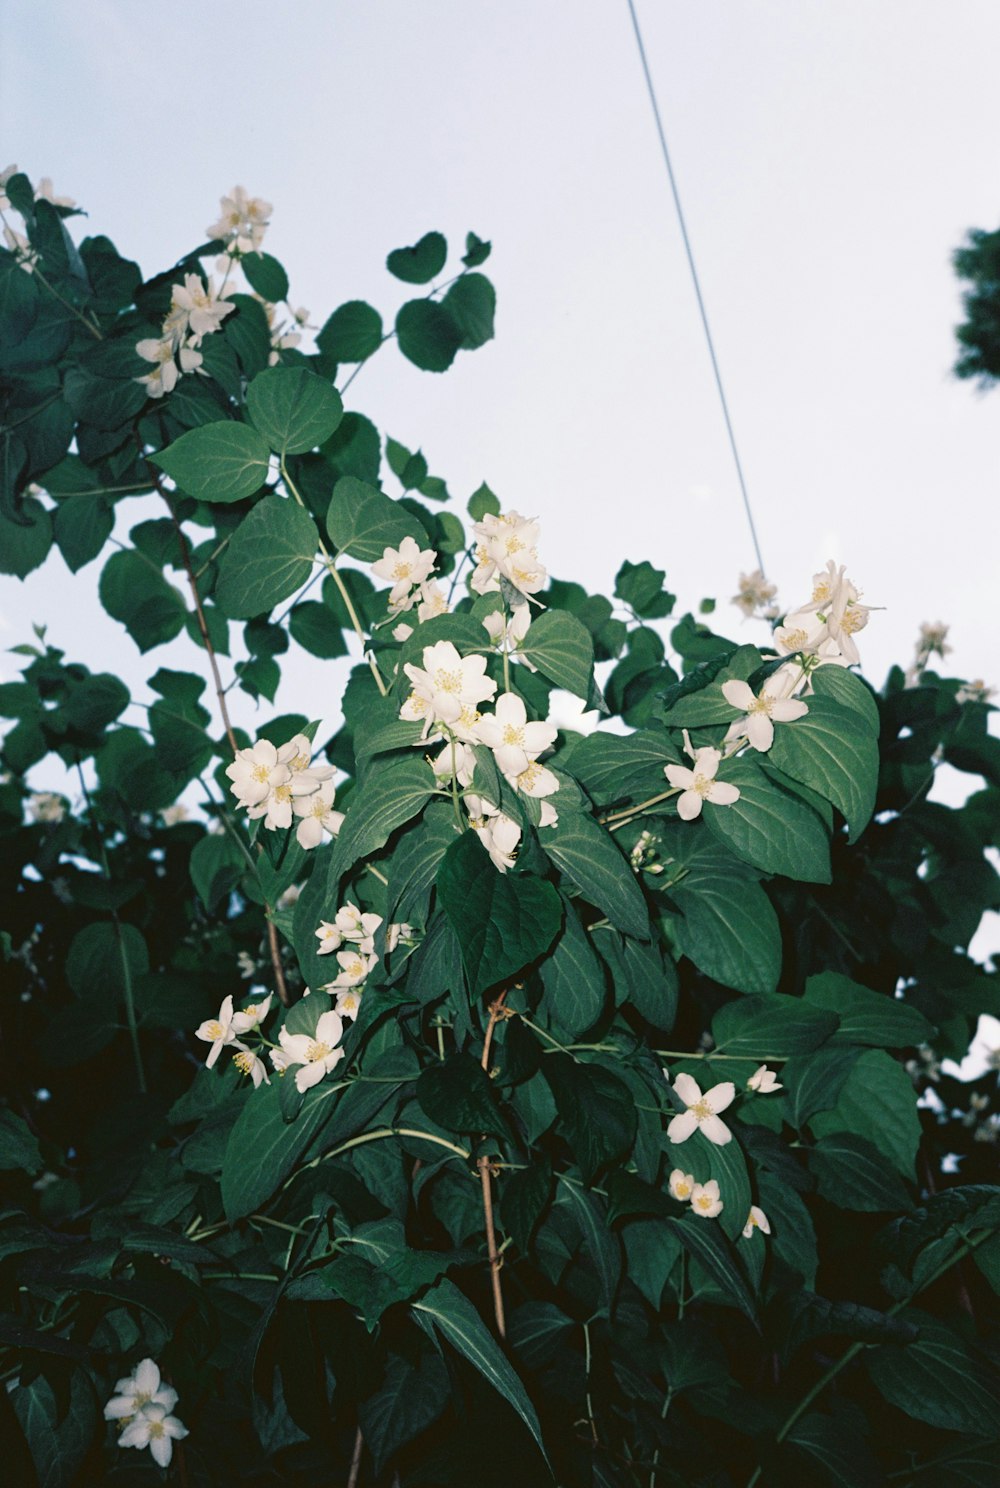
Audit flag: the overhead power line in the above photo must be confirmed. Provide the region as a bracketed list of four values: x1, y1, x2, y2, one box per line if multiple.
[624, 0, 767, 576]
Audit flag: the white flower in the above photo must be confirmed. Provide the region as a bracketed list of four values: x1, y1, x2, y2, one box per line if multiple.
[401, 640, 497, 733]
[168, 273, 235, 344]
[195, 996, 238, 1068]
[664, 734, 740, 821]
[690, 1180, 724, 1219]
[3, 225, 39, 272]
[483, 602, 535, 667]
[372, 536, 437, 608]
[742, 1205, 771, 1238]
[135, 336, 179, 398]
[207, 185, 273, 254]
[416, 580, 450, 623]
[511, 758, 559, 802]
[231, 995, 272, 1036]
[104, 1358, 178, 1422]
[327, 949, 377, 987]
[393, 622, 414, 642]
[316, 921, 343, 956]
[0, 163, 17, 212]
[471, 511, 547, 597]
[721, 676, 809, 752]
[118, 1403, 189, 1468]
[918, 621, 951, 660]
[773, 608, 829, 657]
[386, 921, 413, 953]
[476, 692, 557, 778]
[732, 569, 779, 620]
[956, 678, 995, 705]
[292, 779, 345, 849]
[276, 1009, 345, 1092]
[237, 950, 256, 979]
[786, 560, 872, 667]
[231, 1043, 269, 1087]
[466, 793, 521, 873]
[669, 1168, 695, 1202]
[334, 987, 363, 1021]
[161, 804, 188, 827]
[35, 176, 75, 209]
[747, 1064, 782, 1093]
[283, 734, 336, 790]
[666, 1072, 735, 1146]
[28, 792, 65, 823]
[430, 738, 477, 787]
[331, 903, 383, 953]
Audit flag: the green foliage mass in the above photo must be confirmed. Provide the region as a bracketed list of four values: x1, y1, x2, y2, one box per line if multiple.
[1, 171, 998, 1487]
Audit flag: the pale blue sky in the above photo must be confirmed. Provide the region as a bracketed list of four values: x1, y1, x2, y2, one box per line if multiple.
[2, 2, 999, 1022]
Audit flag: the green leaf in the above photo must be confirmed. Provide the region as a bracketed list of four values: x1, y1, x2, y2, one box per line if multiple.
[215, 495, 318, 618]
[782, 1045, 860, 1127]
[316, 300, 383, 363]
[614, 559, 675, 620]
[416, 1055, 508, 1138]
[64, 672, 129, 732]
[66, 920, 149, 1002]
[802, 971, 935, 1047]
[543, 1054, 637, 1183]
[396, 299, 463, 373]
[664, 828, 782, 995]
[669, 1214, 758, 1322]
[468, 481, 500, 521]
[518, 609, 594, 697]
[327, 756, 436, 891]
[0, 1109, 42, 1174]
[702, 759, 831, 883]
[387, 232, 447, 283]
[246, 366, 343, 456]
[539, 900, 607, 1037]
[359, 1353, 448, 1477]
[412, 1278, 547, 1460]
[810, 1049, 922, 1179]
[810, 663, 880, 734]
[437, 831, 562, 996]
[656, 644, 760, 727]
[0, 497, 52, 578]
[189, 831, 247, 910]
[326, 474, 428, 562]
[561, 728, 678, 807]
[597, 932, 678, 1030]
[768, 695, 878, 843]
[785, 1412, 882, 1488]
[711, 994, 838, 1059]
[152, 421, 271, 503]
[240, 250, 290, 303]
[866, 1312, 1000, 1435]
[500, 1158, 552, 1253]
[557, 1178, 622, 1314]
[100, 553, 187, 655]
[541, 809, 649, 939]
[288, 599, 348, 659]
[808, 1132, 913, 1212]
[442, 273, 495, 349]
[53, 491, 113, 572]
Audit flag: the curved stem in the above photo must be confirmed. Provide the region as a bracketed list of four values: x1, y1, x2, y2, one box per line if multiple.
[602, 788, 679, 829]
[479, 990, 509, 1337]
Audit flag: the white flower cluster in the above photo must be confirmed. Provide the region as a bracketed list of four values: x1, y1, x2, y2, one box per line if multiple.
[104, 1358, 188, 1468]
[28, 791, 66, 824]
[371, 537, 450, 640]
[774, 559, 874, 669]
[662, 1069, 778, 1229]
[207, 184, 273, 258]
[665, 732, 742, 822]
[135, 269, 235, 399]
[668, 1169, 770, 1236]
[196, 994, 273, 1087]
[255, 295, 312, 366]
[471, 511, 547, 598]
[732, 568, 780, 621]
[226, 735, 343, 850]
[314, 903, 414, 1021]
[0, 165, 75, 273]
[398, 637, 560, 872]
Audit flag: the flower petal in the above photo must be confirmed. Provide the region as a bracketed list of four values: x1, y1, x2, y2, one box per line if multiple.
[721, 679, 755, 710]
[676, 790, 703, 821]
[666, 1110, 698, 1143]
[700, 1114, 732, 1145]
[706, 781, 740, 806]
[672, 1072, 702, 1105]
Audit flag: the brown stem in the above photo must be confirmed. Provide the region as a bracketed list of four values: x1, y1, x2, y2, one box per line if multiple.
[140, 443, 291, 1006]
[479, 990, 510, 1337]
[347, 1424, 364, 1487]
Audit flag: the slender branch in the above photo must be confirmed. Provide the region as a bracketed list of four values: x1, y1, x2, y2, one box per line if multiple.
[347, 1424, 364, 1488]
[601, 788, 678, 829]
[479, 991, 510, 1336]
[280, 458, 388, 696]
[33, 265, 103, 339]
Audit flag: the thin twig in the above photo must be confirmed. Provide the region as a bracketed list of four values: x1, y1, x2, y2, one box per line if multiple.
[479, 990, 510, 1336]
[347, 1424, 364, 1487]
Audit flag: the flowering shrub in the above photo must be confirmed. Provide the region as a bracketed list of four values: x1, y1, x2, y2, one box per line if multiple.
[1, 169, 999, 1487]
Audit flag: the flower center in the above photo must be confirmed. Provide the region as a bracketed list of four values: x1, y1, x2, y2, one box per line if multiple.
[691, 1098, 713, 1121]
[344, 958, 363, 977]
[502, 723, 525, 747]
[205, 1021, 223, 1040]
[134, 1391, 152, 1409]
[433, 668, 464, 694]
[233, 1050, 255, 1076]
[289, 751, 309, 771]
[392, 561, 412, 580]
[273, 784, 292, 803]
[518, 762, 542, 791]
[675, 1180, 691, 1198]
[252, 764, 270, 783]
[504, 534, 524, 555]
[841, 606, 867, 634]
[306, 1040, 331, 1062]
[310, 798, 328, 819]
[695, 1195, 713, 1211]
[748, 695, 773, 715]
[693, 776, 714, 798]
[782, 628, 808, 651]
[812, 580, 831, 603]
[406, 692, 427, 715]
[148, 1421, 165, 1439]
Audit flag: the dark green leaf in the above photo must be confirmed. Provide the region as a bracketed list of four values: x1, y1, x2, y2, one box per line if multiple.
[543, 1054, 637, 1183]
[327, 756, 436, 891]
[442, 273, 495, 348]
[518, 609, 594, 697]
[541, 809, 649, 939]
[326, 474, 428, 561]
[396, 299, 463, 372]
[316, 300, 383, 363]
[768, 695, 878, 843]
[152, 421, 271, 502]
[703, 759, 832, 883]
[416, 1055, 508, 1137]
[387, 232, 447, 283]
[808, 1133, 913, 1212]
[215, 495, 318, 618]
[803, 971, 935, 1047]
[240, 250, 290, 303]
[712, 994, 838, 1060]
[866, 1312, 1000, 1434]
[246, 366, 343, 455]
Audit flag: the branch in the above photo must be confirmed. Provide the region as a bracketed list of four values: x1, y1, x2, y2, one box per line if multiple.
[479, 990, 511, 1337]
